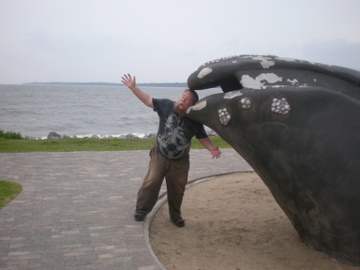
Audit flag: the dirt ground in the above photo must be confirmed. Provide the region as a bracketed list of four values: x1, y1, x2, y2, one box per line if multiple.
[150, 172, 358, 270]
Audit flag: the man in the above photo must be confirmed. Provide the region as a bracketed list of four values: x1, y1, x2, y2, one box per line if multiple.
[121, 74, 221, 227]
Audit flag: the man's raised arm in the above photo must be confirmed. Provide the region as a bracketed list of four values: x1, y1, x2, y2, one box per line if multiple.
[121, 74, 154, 108]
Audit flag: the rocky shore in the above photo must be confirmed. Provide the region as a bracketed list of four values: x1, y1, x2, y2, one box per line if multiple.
[46, 131, 157, 140]
[46, 130, 218, 140]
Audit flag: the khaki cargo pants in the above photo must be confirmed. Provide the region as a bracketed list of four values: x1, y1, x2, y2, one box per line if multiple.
[135, 146, 189, 222]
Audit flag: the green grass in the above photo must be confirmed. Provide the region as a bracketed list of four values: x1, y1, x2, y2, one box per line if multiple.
[0, 129, 24, 140]
[0, 136, 231, 153]
[0, 135, 231, 209]
[0, 181, 22, 210]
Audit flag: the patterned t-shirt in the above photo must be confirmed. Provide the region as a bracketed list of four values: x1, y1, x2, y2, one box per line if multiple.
[153, 98, 208, 159]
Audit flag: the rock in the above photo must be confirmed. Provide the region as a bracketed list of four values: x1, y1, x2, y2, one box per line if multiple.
[144, 133, 156, 138]
[47, 131, 61, 139]
[124, 133, 137, 139]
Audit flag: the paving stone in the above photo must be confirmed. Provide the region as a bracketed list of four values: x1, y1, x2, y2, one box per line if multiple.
[0, 149, 251, 269]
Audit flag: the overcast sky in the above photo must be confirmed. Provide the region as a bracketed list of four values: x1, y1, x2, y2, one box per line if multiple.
[1, 0, 359, 84]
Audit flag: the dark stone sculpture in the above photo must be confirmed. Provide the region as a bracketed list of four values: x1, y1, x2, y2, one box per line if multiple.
[186, 55, 360, 265]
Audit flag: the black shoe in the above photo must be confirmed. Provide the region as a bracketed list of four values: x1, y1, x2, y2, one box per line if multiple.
[172, 218, 185, 227]
[134, 212, 146, 222]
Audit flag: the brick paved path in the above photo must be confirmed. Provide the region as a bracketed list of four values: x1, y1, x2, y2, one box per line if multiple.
[0, 149, 251, 270]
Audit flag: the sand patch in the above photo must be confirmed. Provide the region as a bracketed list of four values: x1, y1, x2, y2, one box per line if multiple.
[150, 172, 357, 270]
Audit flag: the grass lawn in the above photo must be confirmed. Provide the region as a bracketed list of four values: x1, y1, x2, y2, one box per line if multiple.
[0, 136, 231, 153]
[0, 181, 22, 210]
[0, 136, 231, 209]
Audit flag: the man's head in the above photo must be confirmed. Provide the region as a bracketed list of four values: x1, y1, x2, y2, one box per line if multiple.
[175, 89, 199, 114]
[186, 89, 199, 104]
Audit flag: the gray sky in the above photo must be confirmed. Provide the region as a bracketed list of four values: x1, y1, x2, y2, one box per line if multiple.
[1, 0, 360, 84]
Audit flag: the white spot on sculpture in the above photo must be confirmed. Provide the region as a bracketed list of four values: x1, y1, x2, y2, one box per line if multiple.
[271, 98, 291, 115]
[241, 98, 252, 109]
[276, 57, 297, 62]
[261, 60, 275, 69]
[252, 56, 276, 69]
[241, 73, 283, 89]
[218, 107, 231, 126]
[287, 78, 299, 86]
[197, 67, 213, 79]
[224, 90, 243, 99]
[187, 100, 207, 113]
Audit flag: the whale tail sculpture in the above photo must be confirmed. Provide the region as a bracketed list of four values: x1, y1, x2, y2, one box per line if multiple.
[186, 55, 360, 265]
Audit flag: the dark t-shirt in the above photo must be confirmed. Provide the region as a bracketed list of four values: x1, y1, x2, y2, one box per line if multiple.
[153, 98, 208, 159]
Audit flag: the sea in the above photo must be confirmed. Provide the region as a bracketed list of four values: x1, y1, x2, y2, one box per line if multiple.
[0, 84, 220, 139]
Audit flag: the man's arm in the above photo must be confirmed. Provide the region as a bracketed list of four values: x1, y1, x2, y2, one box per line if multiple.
[199, 137, 222, 159]
[121, 74, 154, 108]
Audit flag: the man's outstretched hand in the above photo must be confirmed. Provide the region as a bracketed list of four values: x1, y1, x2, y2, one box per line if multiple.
[121, 74, 136, 89]
[210, 146, 221, 159]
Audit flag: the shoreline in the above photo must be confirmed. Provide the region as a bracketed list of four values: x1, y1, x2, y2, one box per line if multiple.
[34, 130, 218, 140]
[42, 131, 158, 140]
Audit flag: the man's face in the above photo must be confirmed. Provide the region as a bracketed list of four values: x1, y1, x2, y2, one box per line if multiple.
[175, 91, 195, 112]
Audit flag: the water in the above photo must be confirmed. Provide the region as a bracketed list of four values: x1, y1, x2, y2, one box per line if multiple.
[0, 84, 220, 139]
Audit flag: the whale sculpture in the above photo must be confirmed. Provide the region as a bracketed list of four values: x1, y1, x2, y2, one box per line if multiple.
[186, 55, 360, 265]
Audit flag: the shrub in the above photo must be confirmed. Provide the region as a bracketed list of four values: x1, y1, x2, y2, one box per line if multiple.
[0, 129, 24, 140]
